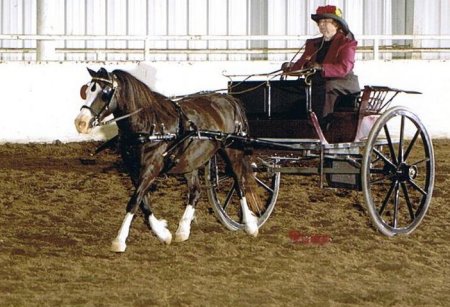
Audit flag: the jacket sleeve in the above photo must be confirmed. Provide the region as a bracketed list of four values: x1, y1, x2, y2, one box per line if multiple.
[321, 40, 357, 78]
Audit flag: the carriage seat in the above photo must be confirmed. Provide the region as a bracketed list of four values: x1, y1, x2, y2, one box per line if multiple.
[333, 92, 361, 112]
[325, 86, 392, 143]
[324, 86, 384, 143]
[324, 91, 363, 143]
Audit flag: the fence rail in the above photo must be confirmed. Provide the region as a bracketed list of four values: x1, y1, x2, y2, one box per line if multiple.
[1, 34, 450, 61]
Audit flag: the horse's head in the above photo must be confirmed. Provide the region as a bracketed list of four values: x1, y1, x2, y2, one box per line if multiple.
[74, 67, 118, 134]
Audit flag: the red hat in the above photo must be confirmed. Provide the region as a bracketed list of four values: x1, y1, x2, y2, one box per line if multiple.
[311, 5, 350, 34]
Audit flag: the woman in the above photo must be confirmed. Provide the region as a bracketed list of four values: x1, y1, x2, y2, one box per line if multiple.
[283, 5, 360, 124]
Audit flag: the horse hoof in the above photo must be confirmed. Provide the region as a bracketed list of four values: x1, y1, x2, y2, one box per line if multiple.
[111, 239, 127, 253]
[245, 215, 259, 237]
[174, 231, 189, 242]
[245, 225, 259, 237]
[149, 216, 173, 244]
[174, 221, 191, 242]
[161, 232, 172, 245]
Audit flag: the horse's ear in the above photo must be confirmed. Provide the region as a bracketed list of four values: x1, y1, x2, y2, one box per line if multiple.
[87, 67, 96, 77]
[99, 67, 109, 78]
[80, 84, 88, 100]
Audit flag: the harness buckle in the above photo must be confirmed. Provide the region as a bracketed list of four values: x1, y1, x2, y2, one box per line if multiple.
[92, 118, 100, 127]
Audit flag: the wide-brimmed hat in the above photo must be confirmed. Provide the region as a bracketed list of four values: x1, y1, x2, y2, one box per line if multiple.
[311, 5, 350, 34]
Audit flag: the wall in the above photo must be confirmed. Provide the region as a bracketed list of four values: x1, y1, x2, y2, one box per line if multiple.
[4, 0, 450, 61]
[0, 60, 448, 143]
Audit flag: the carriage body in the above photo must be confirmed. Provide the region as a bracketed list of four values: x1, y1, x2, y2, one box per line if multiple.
[227, 80, 403, 190]
[206, 72, 435, 237]
[229, 79, 403, 143]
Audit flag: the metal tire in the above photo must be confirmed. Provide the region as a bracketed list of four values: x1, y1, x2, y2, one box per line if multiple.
[205, 153, 280, 231]
[361, 106, 435, 236]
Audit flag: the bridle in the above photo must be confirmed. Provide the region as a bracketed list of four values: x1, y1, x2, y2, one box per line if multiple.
[80, 76, 116, 125]
[80, 75, 142, 127]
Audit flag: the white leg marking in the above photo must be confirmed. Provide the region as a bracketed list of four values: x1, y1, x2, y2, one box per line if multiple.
[241, 197, 259, 237]
[111, 212, 134, 253]
[149, 214, 172, 245]
[175, 205, 196, 242]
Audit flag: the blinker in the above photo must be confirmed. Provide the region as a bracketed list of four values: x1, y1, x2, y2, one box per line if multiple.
[102, 87, 114, 102]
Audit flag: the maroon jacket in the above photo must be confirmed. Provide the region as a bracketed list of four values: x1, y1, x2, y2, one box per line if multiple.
[291, 31, 357, 78]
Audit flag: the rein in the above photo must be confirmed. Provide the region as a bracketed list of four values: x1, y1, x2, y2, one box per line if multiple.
[168, 69, 285, 100]
[91, 70, 268, 156]
[96, 108, 143, 127]
[87, 74, 146, 128]
[169, 90, 226, 101]
[224, 69, 284, 96]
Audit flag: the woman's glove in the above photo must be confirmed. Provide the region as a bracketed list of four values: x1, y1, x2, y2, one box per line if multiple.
[306, 62, 322, 71]
[281, 62, 293, 72]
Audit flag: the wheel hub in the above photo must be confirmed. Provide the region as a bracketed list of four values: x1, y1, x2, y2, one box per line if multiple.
[396, 163, 418, 181]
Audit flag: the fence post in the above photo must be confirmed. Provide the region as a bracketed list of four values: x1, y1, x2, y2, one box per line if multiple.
[144, 38, 150, 61]
[36, 0, 58, 61]
[373, 38, 380, 60]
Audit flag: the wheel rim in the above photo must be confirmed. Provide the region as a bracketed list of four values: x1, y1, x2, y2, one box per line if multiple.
[206, 153, 280, 231]
[362, 107, 435, 236]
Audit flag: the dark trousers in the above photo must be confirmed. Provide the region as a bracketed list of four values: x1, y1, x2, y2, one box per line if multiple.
[311, 73, 360, 124]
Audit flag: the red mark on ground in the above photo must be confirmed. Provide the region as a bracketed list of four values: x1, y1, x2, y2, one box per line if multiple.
[288, 230, 332, 245]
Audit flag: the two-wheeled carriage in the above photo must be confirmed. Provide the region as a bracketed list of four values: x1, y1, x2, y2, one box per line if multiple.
[204, 68, 435, 237]
[76, 67, 435, 252]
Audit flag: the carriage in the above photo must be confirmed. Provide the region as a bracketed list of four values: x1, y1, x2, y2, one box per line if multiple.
[76, 67, 435, 252]
[204, 68, 434, 237]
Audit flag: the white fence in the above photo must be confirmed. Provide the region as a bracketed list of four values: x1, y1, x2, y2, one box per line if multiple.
[2, 34, 450, 62]
[2, 0, 450, 61]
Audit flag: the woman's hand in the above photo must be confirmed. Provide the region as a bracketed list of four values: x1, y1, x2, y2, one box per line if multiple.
[306, 62, 322, 71]
[281, 62, 293, 72]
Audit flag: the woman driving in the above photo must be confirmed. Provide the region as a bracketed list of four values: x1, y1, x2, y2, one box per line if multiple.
[283, 5, 360, 126]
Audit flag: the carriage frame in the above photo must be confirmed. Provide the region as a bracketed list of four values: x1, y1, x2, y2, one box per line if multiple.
[201, 68, 435, 237]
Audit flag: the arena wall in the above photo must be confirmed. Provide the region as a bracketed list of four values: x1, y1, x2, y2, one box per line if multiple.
[0, 60, 448, 143]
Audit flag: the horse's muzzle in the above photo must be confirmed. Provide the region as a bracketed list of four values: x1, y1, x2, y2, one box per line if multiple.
[74, 111, 94, 134]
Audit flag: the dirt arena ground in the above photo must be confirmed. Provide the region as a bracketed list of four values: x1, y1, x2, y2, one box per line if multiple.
[0, 140, 448, 306]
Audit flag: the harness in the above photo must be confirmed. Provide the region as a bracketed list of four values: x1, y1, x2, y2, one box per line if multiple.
[87, 76, 246, 172]
[82, 76, 144, 127]
[88, 75, 198, 162]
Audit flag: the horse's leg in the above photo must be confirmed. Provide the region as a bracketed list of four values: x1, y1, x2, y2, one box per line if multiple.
[139, 183, 173, 245]
[111, 162, 172, 252]
[140, 195, 174, 244]
[222, 149, 258, 237]
[175, 170, 201, 242]
[111, 194, 139, 252]
[238, 192, 259, 237]
[111, 189, 172, 252]
[140, 195, 152, 221]
[148, 208, 173, 245]
[226, 149, 259, 237]
[111, 157, 155, 252]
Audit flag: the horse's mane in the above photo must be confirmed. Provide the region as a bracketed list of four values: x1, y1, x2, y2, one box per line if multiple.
[112, 69, 178, 130]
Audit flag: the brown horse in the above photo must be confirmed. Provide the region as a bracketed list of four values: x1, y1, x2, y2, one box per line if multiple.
[74, 67, 260, 252]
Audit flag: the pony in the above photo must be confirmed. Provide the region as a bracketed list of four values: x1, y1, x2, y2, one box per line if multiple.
[74, 67, 260, 252]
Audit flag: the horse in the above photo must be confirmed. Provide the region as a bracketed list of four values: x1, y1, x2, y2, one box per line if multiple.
[74, 67, 261, 252]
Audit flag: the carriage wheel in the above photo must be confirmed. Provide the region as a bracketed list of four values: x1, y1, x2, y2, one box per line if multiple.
[361, 106, 435, 236]
[205, 153, 281, 231]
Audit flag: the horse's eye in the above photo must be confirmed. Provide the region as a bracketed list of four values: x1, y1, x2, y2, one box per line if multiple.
[91, 83, 97, 91]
